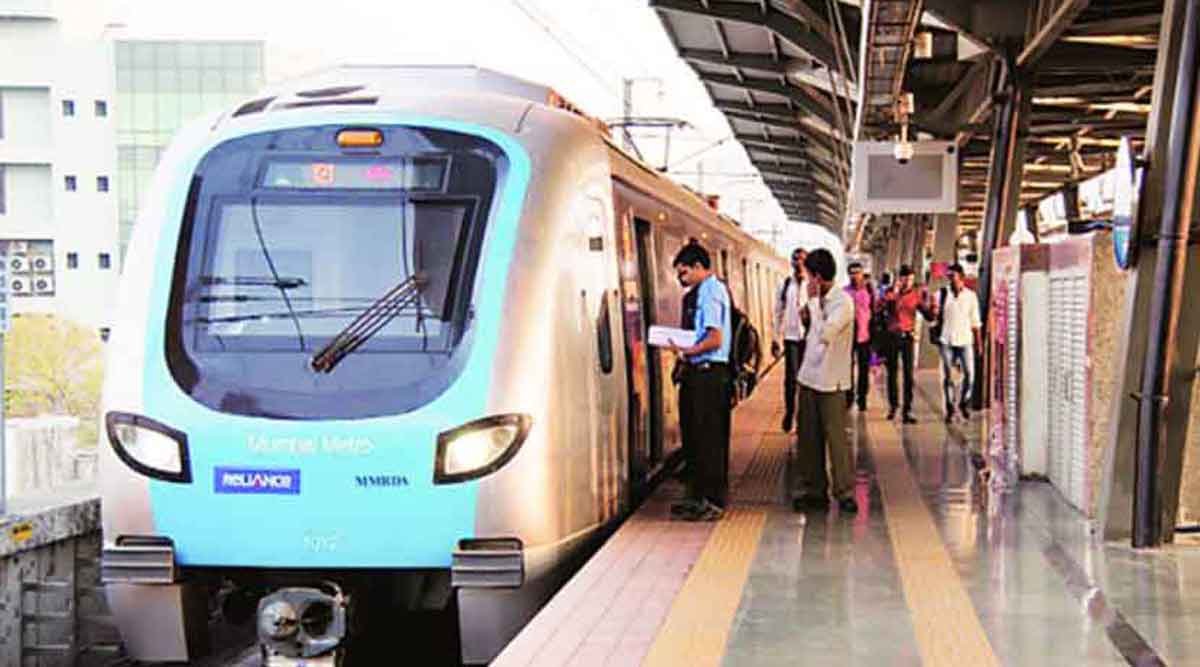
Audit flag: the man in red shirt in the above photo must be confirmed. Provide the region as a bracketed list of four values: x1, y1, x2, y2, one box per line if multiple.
[879, 264, 929, 423]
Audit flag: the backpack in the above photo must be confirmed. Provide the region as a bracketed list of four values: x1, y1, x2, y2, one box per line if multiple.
[726, 283, 761, 408]
[869, 295, 891, 352]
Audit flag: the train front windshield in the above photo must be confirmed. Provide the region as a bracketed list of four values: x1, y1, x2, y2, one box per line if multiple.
[166, 125, 507, 419]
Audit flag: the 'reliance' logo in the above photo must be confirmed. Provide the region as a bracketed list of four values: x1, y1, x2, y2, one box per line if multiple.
[214, 467, 301, 495]
[355, 474, 410, 489]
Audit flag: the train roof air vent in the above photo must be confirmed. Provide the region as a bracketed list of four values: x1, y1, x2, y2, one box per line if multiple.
[279, 97, 379, 110]
[296, 85, 365, 98]
[232, 96, 276, 117]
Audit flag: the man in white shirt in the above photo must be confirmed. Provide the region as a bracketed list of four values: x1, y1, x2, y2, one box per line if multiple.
[792, 249, 857, 514]
[772, 247, 808, 433]
[931, 263, 982, 422]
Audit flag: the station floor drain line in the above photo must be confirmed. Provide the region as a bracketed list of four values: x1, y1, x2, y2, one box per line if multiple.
[867, 417, 1001, 667]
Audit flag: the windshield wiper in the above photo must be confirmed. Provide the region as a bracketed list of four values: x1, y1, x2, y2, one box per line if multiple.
[310, 273, 428, 374]
[200, 275, 308, 289]
[250, 197, 307, 352]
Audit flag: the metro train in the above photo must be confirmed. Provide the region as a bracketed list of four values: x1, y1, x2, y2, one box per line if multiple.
[98, 66, 789, 665]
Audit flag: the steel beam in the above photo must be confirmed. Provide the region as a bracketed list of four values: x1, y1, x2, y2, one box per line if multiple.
[650, 0, 840, 69]
[750, 156, 837, 181]
[1017, 0, 1090, 71]
[1100, 0, 1200, 547]
[736, 134, 841, 168]
[976, 60, 1032, 408]
[679, 48, 792, 74]
[723, 109, 811, 134]
[924, 0, 1034, 45]
[698, 71, 837, 129]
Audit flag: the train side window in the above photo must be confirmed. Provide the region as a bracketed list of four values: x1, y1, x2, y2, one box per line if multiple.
[597, 290, 613, 374]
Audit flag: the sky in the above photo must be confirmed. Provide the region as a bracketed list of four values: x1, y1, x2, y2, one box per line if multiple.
[102, 0, 841, 256]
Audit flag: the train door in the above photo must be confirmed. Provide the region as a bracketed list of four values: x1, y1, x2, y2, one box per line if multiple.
[614, 209, 663, 485]
[635, 220, 664, 464]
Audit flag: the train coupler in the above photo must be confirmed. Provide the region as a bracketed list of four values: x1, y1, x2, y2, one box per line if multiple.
[257, 582, 349, 667]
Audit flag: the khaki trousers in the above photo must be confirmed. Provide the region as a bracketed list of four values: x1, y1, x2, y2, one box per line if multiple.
[794, 385, 854, 500]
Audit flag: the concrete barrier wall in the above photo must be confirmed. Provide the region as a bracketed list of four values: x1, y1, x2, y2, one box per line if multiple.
[4, 416, 97, 499]
[0, 494, 116, 666]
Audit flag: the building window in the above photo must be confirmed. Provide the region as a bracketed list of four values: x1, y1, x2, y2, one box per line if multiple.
[98, 253, 111, 270]
[65, 175, 77, 191]
[99, 327, 111, 342]
[62, 99, 75, 116]
[67, 252, 78, 269]
[0, 165, 5, 215]
[95, 100, 108, 117]
[97, 176, 109, 192]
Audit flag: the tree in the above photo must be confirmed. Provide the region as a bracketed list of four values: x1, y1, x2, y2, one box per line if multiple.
[4, 314, 105, 447]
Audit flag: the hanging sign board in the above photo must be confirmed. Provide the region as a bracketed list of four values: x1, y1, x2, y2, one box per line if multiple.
[1112, 136, 1143, 271]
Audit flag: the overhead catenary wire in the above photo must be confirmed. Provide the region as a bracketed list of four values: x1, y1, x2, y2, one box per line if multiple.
[507, 0, 623, 103]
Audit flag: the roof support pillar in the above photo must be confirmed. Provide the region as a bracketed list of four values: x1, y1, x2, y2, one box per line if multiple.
[1100, 0, 1200, 547]
[919, 214, 959, 369]
[885, 220, 903, 277]
[975, 59, 1032, 408]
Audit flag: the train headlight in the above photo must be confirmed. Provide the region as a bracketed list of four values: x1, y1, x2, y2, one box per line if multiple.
[434, 414, 532, 484]
[105, 412, 192, 483]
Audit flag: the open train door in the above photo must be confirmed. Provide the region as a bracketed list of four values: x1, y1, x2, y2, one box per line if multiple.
[613, 208, 663, 491]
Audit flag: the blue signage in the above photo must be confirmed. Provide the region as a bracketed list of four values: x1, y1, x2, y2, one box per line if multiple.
[214, 467, 301, 495]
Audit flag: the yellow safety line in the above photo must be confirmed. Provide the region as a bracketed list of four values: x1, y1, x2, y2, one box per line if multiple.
[867, 419, 1002, 667]
[642, 412, 784, 666]
[641, 507, 767, 667]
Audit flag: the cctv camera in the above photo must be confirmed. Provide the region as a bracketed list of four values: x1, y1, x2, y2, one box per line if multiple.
[894, 141, 914, 165]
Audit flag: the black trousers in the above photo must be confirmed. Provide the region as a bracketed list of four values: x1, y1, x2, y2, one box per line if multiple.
[886, 332, 915, 414]
[848, 342, 871, 408]
[679, 364, 732, 507]
[783, 339, 806, 420]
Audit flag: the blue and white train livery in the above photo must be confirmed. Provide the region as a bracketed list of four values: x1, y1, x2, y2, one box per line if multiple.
[99, 66, 787, 665]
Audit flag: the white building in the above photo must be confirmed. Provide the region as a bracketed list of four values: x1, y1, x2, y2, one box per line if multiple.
[0, 1, 120, 331]
[0, 2, 265, 333]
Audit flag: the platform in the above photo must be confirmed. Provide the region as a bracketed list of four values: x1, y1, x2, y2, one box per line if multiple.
[494, 366, 1200, 666]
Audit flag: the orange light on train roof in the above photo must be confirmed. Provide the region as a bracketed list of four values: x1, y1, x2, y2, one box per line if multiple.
[337, 128, 383, 148]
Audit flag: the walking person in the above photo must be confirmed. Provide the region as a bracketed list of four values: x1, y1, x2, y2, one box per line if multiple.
[880, 265, 929, 424]
[771, 247, 808, 432]
[844, 262, 874, 411]
[668, 242, 732, 522]
[930, 263, 982, 422]
[792, 249, 857, 514]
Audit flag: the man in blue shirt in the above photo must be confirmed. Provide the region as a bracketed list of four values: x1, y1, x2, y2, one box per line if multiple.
[669, 242, 731, 522]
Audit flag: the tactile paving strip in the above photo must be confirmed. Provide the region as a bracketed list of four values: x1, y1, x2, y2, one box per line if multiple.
[640, 507, 767, 667]
[642, 413, 787, 665]
[867, 418, 1002, 667]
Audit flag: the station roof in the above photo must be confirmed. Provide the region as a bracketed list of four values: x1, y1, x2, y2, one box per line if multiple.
[654, 0, 1163, 246]
[651, 0, 862, 232]
[919, 0, 1159, 236]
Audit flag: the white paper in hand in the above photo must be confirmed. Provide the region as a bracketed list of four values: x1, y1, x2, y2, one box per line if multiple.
[647, 325, 695, 348]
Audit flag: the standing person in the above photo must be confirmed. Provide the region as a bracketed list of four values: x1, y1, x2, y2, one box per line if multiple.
[793, 249, 857, 513]
[877, 272, 892, 301]
[669, 242, 732, 522]
[880, 265, 929, 424]
[771, 247, 808, 432]
[931, 263, 982, 422]
[844, 262, 874, 411]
